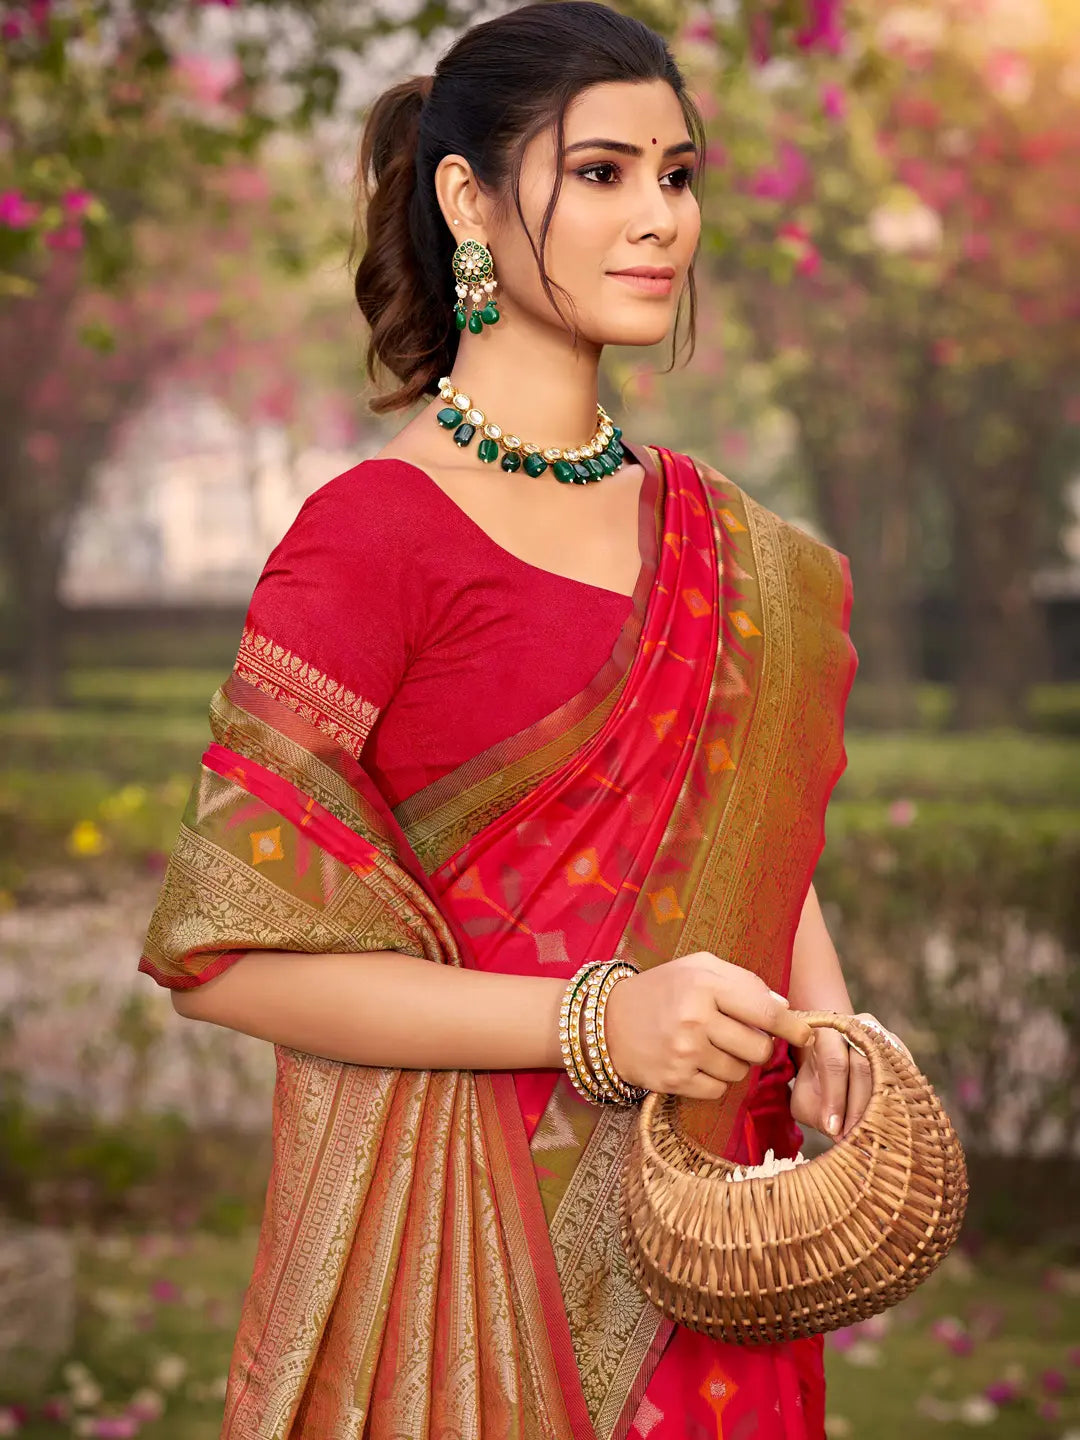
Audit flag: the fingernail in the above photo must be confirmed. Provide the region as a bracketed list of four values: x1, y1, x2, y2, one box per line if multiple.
[768, 989, 789, 1006]
[827, 1113, 841, 1137]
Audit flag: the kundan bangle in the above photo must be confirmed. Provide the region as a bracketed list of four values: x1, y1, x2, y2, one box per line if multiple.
[559, 961, 608, 1104]
[583, 962, 649, 1104]
[559, 959, 648, 1106]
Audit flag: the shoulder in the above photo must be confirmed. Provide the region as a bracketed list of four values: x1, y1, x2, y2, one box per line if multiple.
[255, 457, 449, 600]
[281, 456, 438, 553]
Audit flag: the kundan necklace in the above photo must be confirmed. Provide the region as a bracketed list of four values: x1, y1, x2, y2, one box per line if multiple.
[434, 374, 625, 484]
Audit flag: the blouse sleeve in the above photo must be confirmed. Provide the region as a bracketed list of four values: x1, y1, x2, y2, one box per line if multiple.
[138, 463, 423, 990]
[232, 466, 418, 761]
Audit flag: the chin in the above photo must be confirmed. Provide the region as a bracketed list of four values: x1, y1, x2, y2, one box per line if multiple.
[596, 317, 675, 348]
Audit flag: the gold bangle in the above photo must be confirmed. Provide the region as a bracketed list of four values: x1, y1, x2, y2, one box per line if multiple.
[559, 962, 607, 1104]
[584, 962, 648, 1104]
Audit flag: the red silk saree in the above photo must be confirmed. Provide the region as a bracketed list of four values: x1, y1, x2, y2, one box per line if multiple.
[139, 442, 857, 1439]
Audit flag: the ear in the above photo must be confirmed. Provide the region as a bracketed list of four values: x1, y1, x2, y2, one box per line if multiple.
[435, 154, 487, 237]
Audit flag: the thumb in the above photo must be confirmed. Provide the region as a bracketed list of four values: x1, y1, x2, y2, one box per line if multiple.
[813, 1032, 850, 1139]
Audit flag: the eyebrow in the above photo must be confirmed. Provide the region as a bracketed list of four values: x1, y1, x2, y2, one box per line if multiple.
[564, 138, 699, 161]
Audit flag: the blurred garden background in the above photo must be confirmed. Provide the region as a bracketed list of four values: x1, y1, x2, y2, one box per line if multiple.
[1, 0, 1079, 1435]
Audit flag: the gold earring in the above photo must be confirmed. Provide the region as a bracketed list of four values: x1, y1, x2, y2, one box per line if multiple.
[452, 238, 500, 334]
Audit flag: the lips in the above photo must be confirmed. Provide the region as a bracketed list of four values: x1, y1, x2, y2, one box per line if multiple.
[608, 266, 676, 279]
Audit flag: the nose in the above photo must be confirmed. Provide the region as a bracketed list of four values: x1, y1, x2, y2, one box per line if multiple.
[630, 176, 679, 246]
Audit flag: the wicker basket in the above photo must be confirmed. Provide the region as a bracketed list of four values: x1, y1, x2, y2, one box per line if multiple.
[619, 1010, 969, 1345]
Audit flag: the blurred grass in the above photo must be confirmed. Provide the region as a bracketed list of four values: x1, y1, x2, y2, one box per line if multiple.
[1, 1232, 1076, 1436]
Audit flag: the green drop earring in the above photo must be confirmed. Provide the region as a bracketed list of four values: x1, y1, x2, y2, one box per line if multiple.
[452, 237, 500, 334]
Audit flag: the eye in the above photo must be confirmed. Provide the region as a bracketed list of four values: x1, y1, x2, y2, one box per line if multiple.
[663, 166, 695, 191]
[574, 162, 696, 190]
[576, 162, 620, 184]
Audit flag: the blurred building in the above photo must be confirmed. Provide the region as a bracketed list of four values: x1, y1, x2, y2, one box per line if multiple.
[60, 389, 373, 606]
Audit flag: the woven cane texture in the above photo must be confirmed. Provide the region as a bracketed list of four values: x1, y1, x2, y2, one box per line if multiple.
[619, 1010, 969, 1345]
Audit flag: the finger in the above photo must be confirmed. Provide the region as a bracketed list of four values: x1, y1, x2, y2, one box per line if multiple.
[842, 1046, 873, 1137]
[705, 1014, 776, 1068]
[856, 1011, 914, 1065]
[711, 976, 815, 1050]
[695, 1049, 752, 1086]
[814, 1034, 851, 1139]
[679, 1071, 732, 1102]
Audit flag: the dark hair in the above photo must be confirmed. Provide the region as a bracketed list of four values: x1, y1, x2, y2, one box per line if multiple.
[352, 0, 704, 414]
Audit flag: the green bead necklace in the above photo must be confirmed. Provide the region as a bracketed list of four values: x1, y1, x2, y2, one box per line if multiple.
[433, 375, 625, 484]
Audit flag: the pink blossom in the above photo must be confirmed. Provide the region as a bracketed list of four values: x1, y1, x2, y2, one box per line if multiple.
[0, 190, 40, 228]
[749, 12, 772, 65]
[887, 798, 917, 827]
[150, 1278, 182, 1303]
[1038, 1400, 1061, 1422]
[955, 1075, 983, 1107]
[962, 233, 991, 262]
[748, 143, 809, 201]
[40, 1399, 70, 1422]
[704, 142, 728, 170]
[827, 1325, 858, 1352]
[795, 0, 845, 56]
[62, 188, 93, 217]
[1, 15, 24, 40]
[87, 1420, 141, 1439]
[216, 165, 269, 203]
[44, 222, 84, 251]
[983, 1380, 1020, 1405]
[173, 53, 242, 107]
[778, 222, 822, 277]
[1040, 1369, 1066, 1395]
[821, 83, 847, 121]
[681, 15, 715, 44]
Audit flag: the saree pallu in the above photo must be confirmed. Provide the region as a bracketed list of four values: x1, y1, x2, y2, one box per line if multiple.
[139, 444, 857, 1440]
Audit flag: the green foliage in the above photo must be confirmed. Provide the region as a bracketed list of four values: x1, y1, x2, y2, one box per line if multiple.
[819, 801, 1080, 1157]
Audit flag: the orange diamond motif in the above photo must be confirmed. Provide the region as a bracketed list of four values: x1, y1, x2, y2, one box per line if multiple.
[728, 609, 762, 638]
[706, 738, 736, 773]
[681, 587, 712, 618]
[699, 1360, 738, 1426]
[647, 886, 685, 924]
[718, 507, 748, 533]
[249, 826, 284, 866]
[650, 710, 677, 741]
[566, 849, 601, 886]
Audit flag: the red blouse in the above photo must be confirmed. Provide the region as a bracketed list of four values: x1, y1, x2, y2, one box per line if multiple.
[242, 457, 635, 810]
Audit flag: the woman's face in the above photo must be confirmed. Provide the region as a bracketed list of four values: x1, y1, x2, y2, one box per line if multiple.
[485, 78, 701, 349]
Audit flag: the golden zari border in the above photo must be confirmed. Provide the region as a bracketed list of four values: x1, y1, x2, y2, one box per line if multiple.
[235, 623, 381, 762]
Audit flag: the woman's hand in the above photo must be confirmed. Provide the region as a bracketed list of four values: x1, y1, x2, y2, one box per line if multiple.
[603, 952, 815, 1100]
[789, 1011, 910, 1139]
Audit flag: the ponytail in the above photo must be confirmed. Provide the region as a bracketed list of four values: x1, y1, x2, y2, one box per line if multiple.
[353, 74, 452, 415]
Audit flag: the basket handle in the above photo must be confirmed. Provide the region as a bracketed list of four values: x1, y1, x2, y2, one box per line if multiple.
[791, 1009, 914, 1090]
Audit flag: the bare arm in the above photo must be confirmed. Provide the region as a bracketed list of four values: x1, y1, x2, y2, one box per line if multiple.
[172, 950, 568, 1071]
[787, 882, 854, 1017]
[171, 942, 813, 1095]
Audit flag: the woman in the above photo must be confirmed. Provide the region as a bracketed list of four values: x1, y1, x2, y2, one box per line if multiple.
[139, 5, 873, 1436]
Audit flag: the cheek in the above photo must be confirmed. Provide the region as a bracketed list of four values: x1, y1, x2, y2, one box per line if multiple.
[545, 199, 616, 282]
